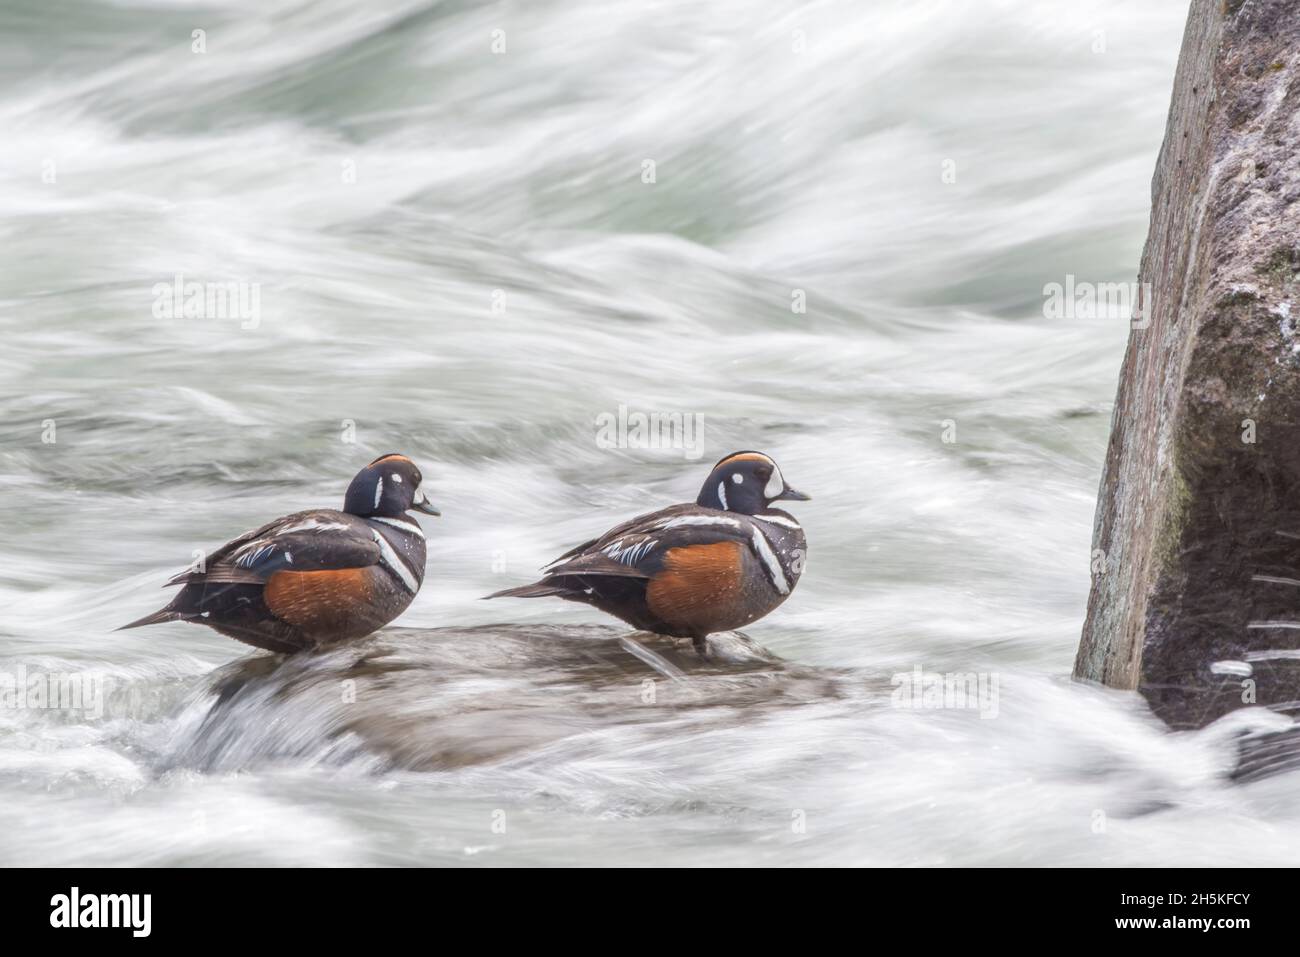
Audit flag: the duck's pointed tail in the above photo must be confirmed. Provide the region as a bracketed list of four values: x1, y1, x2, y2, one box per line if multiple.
[117, 606, 184, 631]
[483, 581, 572, 600]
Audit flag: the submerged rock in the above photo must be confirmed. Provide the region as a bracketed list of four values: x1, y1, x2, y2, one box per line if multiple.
[163, 625, 847, 773]
[1077, 0, 1300, 729]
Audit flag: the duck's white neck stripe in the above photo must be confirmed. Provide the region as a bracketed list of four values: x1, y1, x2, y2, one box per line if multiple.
[750, 527, 789, 595]
[753, 513, 801, 530]
[371, 516, 424, 539]
[717, 481, 728, 510]
[372, 530, 419, 592]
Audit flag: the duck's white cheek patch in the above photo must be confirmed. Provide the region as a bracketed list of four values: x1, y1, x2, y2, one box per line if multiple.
[765, 466, 783, 499]
[391, 474, 402, 484]
[731, 473, 743, 484]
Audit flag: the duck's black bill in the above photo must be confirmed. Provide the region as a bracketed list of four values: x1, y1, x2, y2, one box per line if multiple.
[412, 495, 441, 516]
[777, 486, 811, 501]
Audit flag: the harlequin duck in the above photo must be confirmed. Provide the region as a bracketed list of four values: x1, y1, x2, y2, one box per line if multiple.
[486, 451, 809, 655]
[120, 453, 439, 654]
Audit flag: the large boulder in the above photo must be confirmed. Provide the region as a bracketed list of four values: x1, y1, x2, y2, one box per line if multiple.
[1076, 0, 1300, 730]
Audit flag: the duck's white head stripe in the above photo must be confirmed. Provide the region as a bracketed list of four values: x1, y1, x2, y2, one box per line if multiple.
[374, 477, 384, 510]
[750, 527, 789, 594]
[717, 481, 728, 510]
[372, 529, 419, 592]
[716, 452, 783, 498]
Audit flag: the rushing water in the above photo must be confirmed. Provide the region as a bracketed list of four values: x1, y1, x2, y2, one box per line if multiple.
[5, 0, 1293, 867]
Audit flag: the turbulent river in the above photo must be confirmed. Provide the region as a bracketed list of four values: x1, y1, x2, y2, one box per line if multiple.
[6, 0, 1292, 866]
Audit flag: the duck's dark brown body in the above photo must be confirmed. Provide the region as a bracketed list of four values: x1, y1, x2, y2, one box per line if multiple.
[488, 503, 806, 647]
[122, 454, 437, 653]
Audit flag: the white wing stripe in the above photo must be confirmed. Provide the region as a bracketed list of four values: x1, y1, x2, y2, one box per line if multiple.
[235, 542, 276, 567]
[603, 538, 656, 565]
[277, 518, 352, 534]
[656, 515, 742, 530]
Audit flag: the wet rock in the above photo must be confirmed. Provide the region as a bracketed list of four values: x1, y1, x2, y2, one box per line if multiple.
[164, 625, 848, 773]
[1076, 0, 1300, 730]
